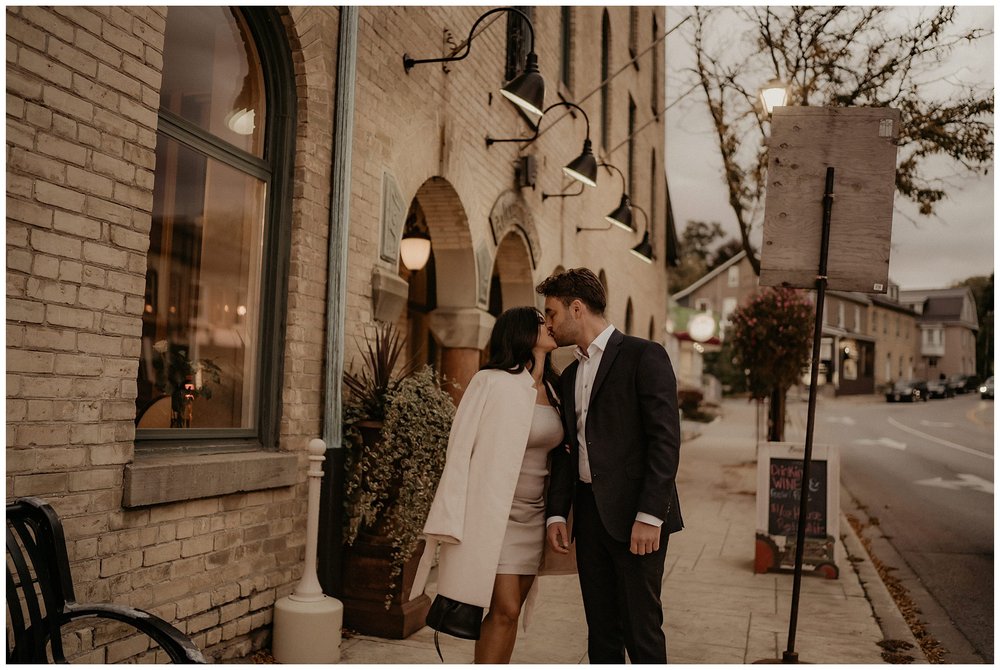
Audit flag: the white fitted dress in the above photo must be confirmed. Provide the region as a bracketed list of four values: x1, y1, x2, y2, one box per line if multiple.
[496, 403, 564, 575]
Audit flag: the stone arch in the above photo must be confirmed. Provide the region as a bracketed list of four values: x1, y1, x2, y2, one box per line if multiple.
[412, 177, 477, 309]
[489, 230, 536, 315]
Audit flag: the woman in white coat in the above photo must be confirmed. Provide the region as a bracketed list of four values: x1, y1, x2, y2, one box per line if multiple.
[423, 306, 565, 663]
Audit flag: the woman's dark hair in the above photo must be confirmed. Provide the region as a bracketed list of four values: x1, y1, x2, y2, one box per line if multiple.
[535, 267, 606, 315]
[482, 306, 561, 409]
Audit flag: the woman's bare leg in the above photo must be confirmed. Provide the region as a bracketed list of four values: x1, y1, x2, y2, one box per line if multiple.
[473, 574, 535, 664]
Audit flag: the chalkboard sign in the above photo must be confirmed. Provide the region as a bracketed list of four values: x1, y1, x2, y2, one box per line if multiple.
[755, 442, 841, 577]
[767, 458, 827, 538]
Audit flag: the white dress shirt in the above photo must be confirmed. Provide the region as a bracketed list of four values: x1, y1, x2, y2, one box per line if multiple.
[548, 324, 662, 529]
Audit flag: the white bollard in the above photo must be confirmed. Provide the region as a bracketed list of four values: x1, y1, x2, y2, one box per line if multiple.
[272, 438, 344, 663]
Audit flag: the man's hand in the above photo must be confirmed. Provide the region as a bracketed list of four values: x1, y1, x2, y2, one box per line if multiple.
[547, 522, 570, 554]
[630, 520, 660, 555]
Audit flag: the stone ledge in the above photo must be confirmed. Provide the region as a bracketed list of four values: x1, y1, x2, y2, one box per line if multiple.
[123, 450, 298, 507]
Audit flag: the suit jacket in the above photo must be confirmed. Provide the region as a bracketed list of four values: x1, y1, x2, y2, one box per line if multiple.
[546, 329, 683, 542]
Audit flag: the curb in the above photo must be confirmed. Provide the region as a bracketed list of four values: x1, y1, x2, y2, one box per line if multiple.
[839, 509, 926, 664]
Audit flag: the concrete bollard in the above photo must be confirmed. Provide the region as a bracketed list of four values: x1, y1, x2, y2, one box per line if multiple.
[272, 438, 343, 663]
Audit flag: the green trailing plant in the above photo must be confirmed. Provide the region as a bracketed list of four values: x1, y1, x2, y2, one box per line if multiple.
[342, 325, 455, 608]
[727, 287, 813, 440]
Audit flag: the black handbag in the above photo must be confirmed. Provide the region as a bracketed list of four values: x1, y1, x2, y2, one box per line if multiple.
[425, 594, 483, 661]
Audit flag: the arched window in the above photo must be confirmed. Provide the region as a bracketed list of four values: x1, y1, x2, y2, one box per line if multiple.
[628, 7, 639, 63]
[627, 95, 636, 195]
[560, 7, 573, 90]
[651, 14, 660, 113]
[136, 7, 294, 448]
[600, 11, 611, 151]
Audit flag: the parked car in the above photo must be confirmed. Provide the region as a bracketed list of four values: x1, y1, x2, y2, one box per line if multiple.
[885, 379, 929, 402]
[979, 376, 994, 400]
[926, 379, 953, 399]
[947, 374, 977, 395]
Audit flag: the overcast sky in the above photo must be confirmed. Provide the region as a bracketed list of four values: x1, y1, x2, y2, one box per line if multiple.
[663, 6, 995, 291]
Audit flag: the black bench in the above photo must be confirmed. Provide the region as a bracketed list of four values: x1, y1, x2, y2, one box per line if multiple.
[6, 496, 206, 663]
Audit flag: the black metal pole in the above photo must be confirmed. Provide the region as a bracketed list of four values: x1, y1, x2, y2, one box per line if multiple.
[782, 166, 835, 663]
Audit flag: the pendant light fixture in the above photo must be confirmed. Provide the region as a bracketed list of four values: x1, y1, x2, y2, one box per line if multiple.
[486, 100, 598, 188]
[403, 8, 545, 117]
[399, 222, 432, 272]
[629, 204, 654, 263]
[600, 163, 634, 231]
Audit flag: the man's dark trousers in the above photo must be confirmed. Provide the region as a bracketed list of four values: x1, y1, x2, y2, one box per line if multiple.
[575, 483, 668, 664]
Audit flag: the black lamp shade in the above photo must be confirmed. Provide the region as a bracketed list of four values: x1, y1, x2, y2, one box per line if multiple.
[605, 194, 634, 231]
[500, 52, 545, 116]
[630, 231, 654, 263]
[562, 138, 598, 187]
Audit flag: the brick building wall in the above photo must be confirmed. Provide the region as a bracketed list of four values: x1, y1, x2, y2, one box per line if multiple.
[7, 5, 669, 662]
[344, 7, 670, 366]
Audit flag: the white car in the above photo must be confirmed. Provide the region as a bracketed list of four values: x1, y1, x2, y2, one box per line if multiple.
[979, 376, 994, 400]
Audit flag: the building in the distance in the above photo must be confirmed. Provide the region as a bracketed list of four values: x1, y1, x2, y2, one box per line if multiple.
[898, 287, 979, 380]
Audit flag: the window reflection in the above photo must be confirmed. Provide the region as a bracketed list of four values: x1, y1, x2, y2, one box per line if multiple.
[159, 6, 265, 156]
[137, 134, 265, 430]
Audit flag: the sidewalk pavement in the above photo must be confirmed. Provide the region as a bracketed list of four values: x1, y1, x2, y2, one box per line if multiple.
[338, 395, 910, 664]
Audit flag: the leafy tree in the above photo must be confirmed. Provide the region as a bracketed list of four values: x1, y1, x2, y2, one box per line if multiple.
[681, 7, 994, 275]
[956, 274, 994, 377]
[668, 219, 746, 292]
[709, 238, 746, 269]
[728, 287, 813, 440]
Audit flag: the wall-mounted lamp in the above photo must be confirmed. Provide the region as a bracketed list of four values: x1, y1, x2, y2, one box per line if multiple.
[487, 101, 598, 187]
[600, 163, 634, 232]
[628, 203, 654, 263]
[402, 8, 545, 116]
[399, 217, 431, 272]
[759, 78, 789, 115]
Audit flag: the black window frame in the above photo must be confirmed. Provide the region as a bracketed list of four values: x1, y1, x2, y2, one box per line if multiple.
[137, 7, 296, 453]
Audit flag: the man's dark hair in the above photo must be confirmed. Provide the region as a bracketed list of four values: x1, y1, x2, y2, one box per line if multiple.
[535, 267, 607, 315]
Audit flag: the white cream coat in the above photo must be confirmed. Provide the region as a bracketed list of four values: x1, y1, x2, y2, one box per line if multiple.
[422, 368, 540, 608]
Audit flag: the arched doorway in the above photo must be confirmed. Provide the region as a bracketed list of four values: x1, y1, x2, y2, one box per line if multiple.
[489, 230, 536, 317]
[399, 177, 490, 403]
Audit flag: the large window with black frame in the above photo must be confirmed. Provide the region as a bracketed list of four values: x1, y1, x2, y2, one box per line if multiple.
[136, 6, 293, 446]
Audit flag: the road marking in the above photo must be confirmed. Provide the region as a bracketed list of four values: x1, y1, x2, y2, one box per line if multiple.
[920, 420, 954, 428]
[827, 416, 856, 425]
[915, 474, 994, 494]
[887, 417, 993, 461]
[854, 437, 907, 450]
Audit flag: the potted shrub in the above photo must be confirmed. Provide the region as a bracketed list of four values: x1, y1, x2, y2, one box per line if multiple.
[341, 323, 455, 638]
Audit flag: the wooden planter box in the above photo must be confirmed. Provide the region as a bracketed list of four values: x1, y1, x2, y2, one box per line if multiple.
[341, 533, 431, 639]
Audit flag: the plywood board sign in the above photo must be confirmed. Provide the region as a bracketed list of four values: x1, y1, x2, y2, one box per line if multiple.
[760, 107, 900, 293]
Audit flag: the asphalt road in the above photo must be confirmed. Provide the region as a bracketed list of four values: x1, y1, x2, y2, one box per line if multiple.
[809, 392, 994, 663]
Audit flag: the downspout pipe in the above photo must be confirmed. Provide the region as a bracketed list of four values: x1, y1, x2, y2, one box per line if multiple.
[317, 5, 358, 597]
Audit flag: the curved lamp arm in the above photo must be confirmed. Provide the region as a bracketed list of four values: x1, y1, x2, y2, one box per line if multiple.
[486, 101, 591, 146]
[630, 203, 649, 233]
[403, 7, 535, 72]
[542, 182, 586, 201]
[600, 162, 627, 193]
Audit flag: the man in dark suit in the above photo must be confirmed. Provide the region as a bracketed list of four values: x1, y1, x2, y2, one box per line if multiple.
[537, 267, 682, 664]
